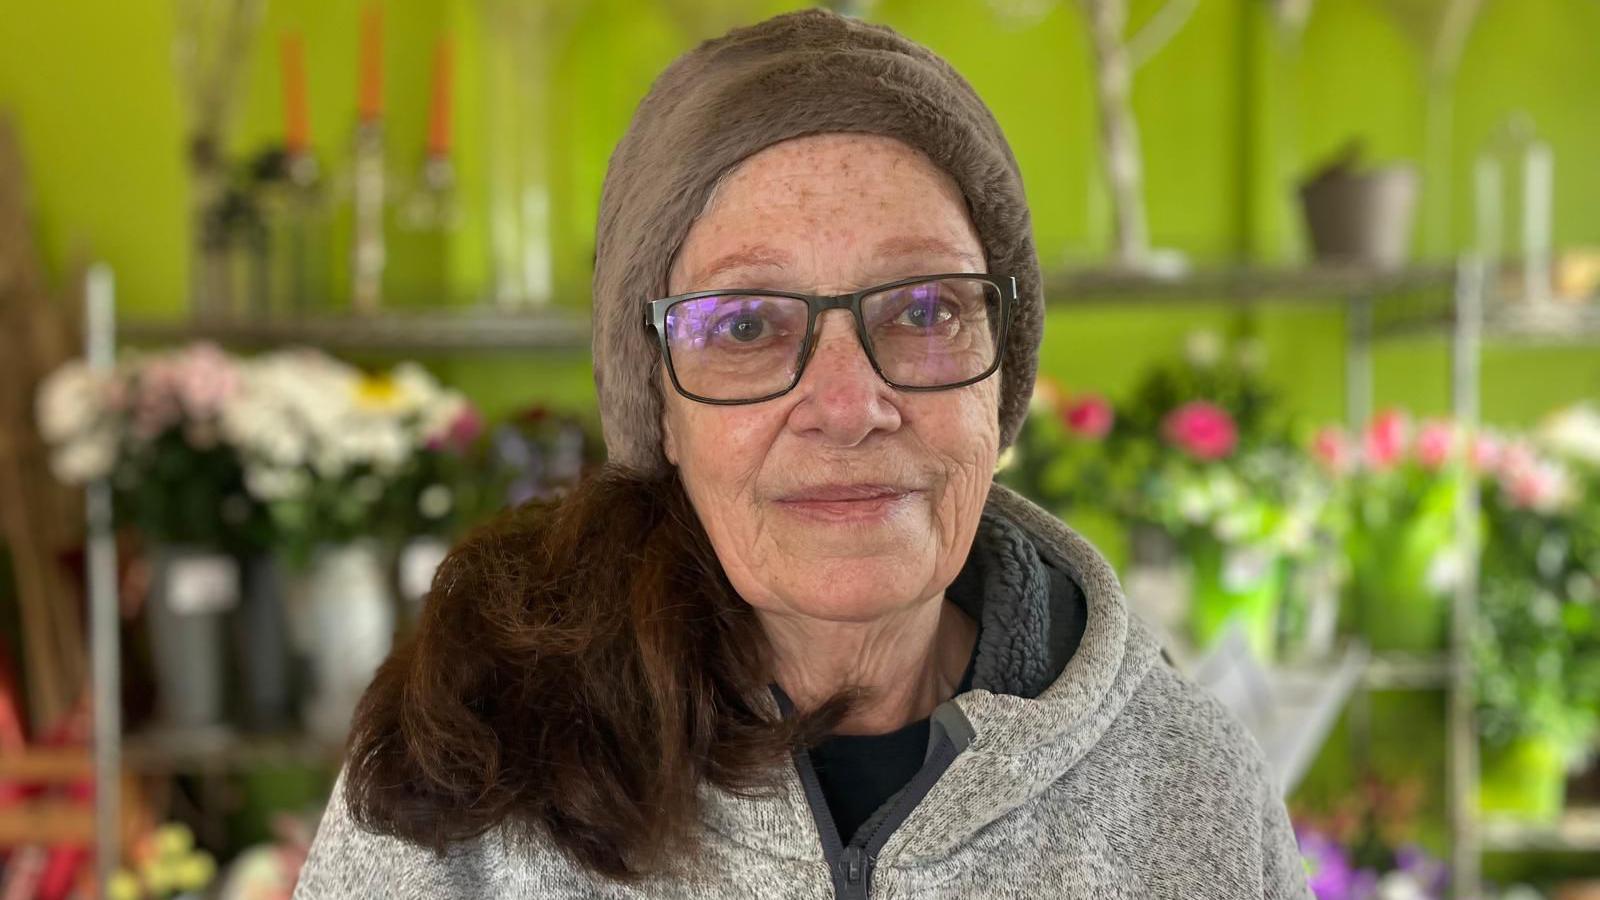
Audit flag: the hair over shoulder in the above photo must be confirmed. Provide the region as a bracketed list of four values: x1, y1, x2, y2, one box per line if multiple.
[340, 465, 847, 881]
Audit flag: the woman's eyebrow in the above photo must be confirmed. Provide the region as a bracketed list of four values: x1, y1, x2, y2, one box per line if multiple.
[689, 236, 980, 288]
[872, 235, 978, 265]
[692, 245, 795, 285]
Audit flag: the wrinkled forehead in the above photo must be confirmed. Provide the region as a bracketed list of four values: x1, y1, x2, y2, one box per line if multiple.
[702, 133, 959, 208]
[668, 133, 985, 294]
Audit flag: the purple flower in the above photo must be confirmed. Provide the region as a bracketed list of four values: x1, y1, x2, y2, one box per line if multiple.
[1392, 844, 1448, 897]
[1297, 828, 1357, 899]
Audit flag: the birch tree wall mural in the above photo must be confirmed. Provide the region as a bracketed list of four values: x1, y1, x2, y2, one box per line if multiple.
[989, 0, 1200, 269]
[1078, 0, 1197, 269]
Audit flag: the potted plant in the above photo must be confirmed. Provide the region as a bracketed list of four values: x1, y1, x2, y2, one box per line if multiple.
[219, 348, 477, 742]
[37, 343, 273, 733]
[380, 399, 492, 629]
[1314, 411, 1465, 653]
[488, 404, 605, 508]
[1293, 774, 1450, 900]
[1298, 141, 1419, 270]
[1475, 424, 1598, 821]
[1001, 329, 1338, 660]
[106, 822, 218, 900]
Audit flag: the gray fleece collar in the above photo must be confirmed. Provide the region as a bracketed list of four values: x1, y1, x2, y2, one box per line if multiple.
[947, 509, 1065, 699]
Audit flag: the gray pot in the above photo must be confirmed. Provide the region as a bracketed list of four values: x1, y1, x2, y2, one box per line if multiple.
[234, 553, 295, 731]
[147, 545, 238, 731]
[1299, 165, 1419, 269]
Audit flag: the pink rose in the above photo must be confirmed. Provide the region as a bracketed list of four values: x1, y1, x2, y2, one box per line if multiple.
[1363, 409, 1410, 470]
[1469, 432, 1503, 473]
[1162, 401, 1238, 461]
[1498, 441, 1538, 483]
[444, 406, 484, 451]
[425, 403, 485, 454]
[102, 372, 130, 413]
[1061, 394, 1114, 440]
[1504, 456, 1569, 513]
[1312, 426, 1353, 474]
[131, 360, 181, 439]
[171, 342, 239, 419]
[1415, 420, 1456, 470]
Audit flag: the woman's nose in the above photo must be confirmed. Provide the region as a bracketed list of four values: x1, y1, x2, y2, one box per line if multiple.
[786, 310, 902, 446]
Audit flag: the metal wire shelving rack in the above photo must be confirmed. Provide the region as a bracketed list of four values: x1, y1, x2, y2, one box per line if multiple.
[79, 261, 1600, 895]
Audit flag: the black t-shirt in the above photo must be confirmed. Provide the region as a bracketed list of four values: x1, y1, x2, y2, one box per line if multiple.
[808, 638, 980, 846]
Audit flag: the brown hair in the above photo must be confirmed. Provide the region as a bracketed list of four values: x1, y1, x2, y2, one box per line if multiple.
[341, 465, 849, 881]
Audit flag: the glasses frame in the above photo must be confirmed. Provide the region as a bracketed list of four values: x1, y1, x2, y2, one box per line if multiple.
[643, 272, 1016, 406]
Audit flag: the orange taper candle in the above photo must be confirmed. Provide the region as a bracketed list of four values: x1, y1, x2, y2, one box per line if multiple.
[281, 33, 310, 155]
[426, 37, 453, 158]
[358, 4, 383, 123]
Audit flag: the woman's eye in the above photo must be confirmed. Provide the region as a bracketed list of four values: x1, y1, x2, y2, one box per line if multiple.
[896, 298, 954, 329]
[717, 311, 768, 342]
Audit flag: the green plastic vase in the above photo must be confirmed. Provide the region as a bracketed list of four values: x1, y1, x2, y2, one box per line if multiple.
[1347, 496, 1456, 652]
[1479, 735, 1568, 823]
[1188, 539, 1286, 662]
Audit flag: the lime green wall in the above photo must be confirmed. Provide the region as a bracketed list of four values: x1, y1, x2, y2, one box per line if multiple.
[2, 0, 1598, 426]
[0, 3, 188, 316]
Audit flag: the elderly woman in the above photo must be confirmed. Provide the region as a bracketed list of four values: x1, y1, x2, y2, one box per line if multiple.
[296, 9, 1309, 899]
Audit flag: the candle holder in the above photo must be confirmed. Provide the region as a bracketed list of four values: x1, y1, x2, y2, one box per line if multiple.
[1475, 114, 1555, 308]
[257, 147, 331, 317]
[479, 0, 578, 309]
[399, 37, 459, 234]
[174, 0, 265, 320]
[400, 154, 457, 233]
[348, 4, 388, 315]
[350, 119, 387, 315]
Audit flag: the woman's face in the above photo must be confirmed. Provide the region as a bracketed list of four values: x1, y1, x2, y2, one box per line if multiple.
[661, 133, 1001, 626]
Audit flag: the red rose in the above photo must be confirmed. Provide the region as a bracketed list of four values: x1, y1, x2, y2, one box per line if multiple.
[1162, 401, 1238, 460]
[1363, 409, 1410, 470]
[1312, 426, 1353, 474]
[1061, 394, 1114, 439]
[1415, 419, 1456, 470]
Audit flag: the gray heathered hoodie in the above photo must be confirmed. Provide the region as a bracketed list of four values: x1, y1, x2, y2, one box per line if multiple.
[294, 484, 1313, 898]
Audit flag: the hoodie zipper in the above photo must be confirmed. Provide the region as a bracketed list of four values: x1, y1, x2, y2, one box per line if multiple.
[772, 684, 975, 900]
[790, 729, 964, 900]
[840, 845, 870, 899]
[789, 742, 866, 899]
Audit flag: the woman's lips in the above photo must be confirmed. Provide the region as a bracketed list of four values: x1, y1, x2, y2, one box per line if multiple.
[774, 484, 917, 523]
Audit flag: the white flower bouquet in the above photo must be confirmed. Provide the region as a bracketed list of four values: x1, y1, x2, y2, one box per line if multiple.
[35, 343, 481, 556]
[36, 342, 270, 549]
[218, 347, 481, 561]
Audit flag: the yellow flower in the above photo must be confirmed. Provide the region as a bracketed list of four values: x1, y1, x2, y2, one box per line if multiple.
[142, 859, 176, 895]
[152, 822, 194, 858]
[354, 373, 404, 412]
[173, 851, 218, 890]
[106, 870, 142, 900]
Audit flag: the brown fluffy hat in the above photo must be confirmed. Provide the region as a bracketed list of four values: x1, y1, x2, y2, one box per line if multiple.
[592, 7, 1042, 474]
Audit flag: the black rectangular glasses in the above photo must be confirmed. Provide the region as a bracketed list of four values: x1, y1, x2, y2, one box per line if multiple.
[643, 273, 1015, 405]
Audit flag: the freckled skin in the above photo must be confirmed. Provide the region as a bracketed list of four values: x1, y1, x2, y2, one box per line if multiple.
[660, 133, 999, 728]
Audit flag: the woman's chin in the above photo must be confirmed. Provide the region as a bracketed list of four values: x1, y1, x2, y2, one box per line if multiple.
[768, 512, 932, 565]
[760, 555, 940, 622]
[780, 587, 932, 624]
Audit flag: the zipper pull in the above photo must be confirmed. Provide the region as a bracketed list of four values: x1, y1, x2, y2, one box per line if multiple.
[843, 846, 866, 886]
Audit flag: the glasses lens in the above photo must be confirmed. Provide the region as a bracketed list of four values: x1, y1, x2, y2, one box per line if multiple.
[663, 294, 810, 401]
[861, 277, 1002, 388]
